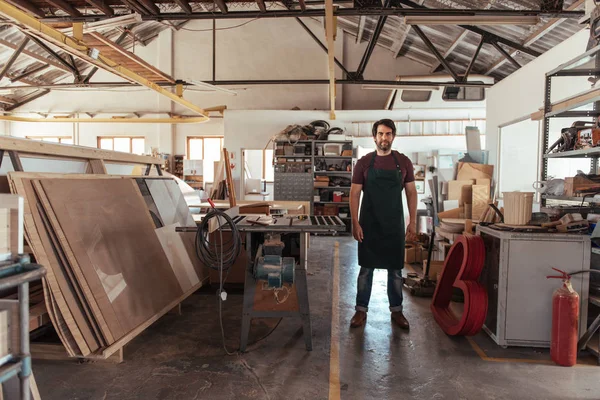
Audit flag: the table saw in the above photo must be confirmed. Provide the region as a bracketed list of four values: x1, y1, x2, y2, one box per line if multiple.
[180, 214, 346, 351]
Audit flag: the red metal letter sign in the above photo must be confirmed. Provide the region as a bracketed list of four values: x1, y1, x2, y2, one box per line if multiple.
[431, 235, 487, 336]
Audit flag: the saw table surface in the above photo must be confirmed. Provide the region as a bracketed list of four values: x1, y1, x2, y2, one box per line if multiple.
[190, 214, 346, 233]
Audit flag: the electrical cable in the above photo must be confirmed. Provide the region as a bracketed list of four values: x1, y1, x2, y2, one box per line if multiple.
[195, 205, 241, 355]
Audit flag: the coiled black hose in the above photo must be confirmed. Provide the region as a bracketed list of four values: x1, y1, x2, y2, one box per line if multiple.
[195, 208, 241, 271]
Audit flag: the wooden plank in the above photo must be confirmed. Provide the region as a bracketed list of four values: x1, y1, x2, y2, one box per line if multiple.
[447, 180, 474, 201]
[460, 185, 473, 207]
[223, 148, 237, 207]
[155, 224, 200, 293]
[86, 159, 107, 174]
[0, 136, 161, 165]
[472, 184, 490, 220]
[531, 86, 600, 120]
[85, 33, 175, 83]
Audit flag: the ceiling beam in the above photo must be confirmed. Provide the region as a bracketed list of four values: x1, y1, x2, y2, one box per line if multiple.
[119, 0, 149, 15]
[412, 25, 459, 81]
[0, 39, 71, 73]
[0, 37, 29, 81]
[295, 18, 351, 77]
[256, 0, 266, 12]
[83, 66, 98, 83]
[356, 0, 391, 78]
[0, 0, 208, 118]
[130, 7, 583, 22]
[137, 0, 161, 15]
[484, 0, 584, 75]
[298, 0, 306, 11]
[26, 34, 77, 73]
[4, 0, 43, 18]
[173, 0, 193, 14]
[392, 0, 425, 58]
[44, 0, 82, 16]
[489, 40, 521, 70]
[429, 30, 468, 72]
[463, 34, 484, 80]
[394, 0, 541, 58]
[3, 79, 494, 90]
[213, 0, 228, 13]
[325, 0, 335, 119]
[9, 63, 49, 82]
[6, 89, 50, 111]
[83, 0, 114, 16]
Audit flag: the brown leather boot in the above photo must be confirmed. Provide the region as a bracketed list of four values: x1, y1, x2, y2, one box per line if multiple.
[350, 311, 367, 328]
[391, 312, 410, 329]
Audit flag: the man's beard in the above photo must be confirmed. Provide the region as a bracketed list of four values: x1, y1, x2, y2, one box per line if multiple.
[376, 140, 391, 151]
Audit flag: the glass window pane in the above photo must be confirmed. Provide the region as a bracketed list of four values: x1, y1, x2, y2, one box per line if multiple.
[43, 137, 60, 143]
[60, 138, 73, 145]
[131, 138, 145, 155]
[204, 138, 222, 160]
[99, 138, 113, 150]
[28, 137, 43, 141]
[203, 138, 223, 183]
[113, 137, 130, 153]
[264, 149, 274, 182]
[189, 139, 203, 160]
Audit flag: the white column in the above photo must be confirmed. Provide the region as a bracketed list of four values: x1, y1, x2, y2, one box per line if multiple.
[157, 28, 175, 156]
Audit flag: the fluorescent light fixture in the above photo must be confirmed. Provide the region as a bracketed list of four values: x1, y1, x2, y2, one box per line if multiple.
[188, 80, 237, 96]
[361, 84, 440, 91]
[404, 15, 539, 25]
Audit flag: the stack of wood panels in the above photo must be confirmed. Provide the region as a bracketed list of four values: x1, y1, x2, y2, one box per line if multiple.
[7, 173, 207, 357]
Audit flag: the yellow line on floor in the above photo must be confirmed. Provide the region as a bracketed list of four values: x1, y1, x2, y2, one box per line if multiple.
[329, 241, 341, 400]
[466, 336, 595, 366]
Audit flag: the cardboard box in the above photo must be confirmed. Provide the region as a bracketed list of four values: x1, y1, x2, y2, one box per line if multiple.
[405, 244, 426, 264]
[324, 204, 338, 215]
[423, 260, 445, 280]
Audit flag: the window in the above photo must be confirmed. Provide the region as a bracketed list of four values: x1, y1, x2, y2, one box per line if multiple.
[187, 136, 224, 183]
[97, 137, 145, 155]
[400, 90, 432, 102]
[264, 149, 274, 182]
[27, 136, 73, 144]
[442, 85, 485, 101]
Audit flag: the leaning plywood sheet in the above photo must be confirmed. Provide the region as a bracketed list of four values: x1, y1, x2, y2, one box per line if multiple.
[32, 181, 110, 347]
[156, 223, 200, 293]
[144, 178, 207, 281]
[39, 178, 183, 338]
[8, 174, 85, 356]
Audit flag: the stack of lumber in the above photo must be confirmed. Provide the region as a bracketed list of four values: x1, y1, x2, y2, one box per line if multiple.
[564, 175, 600, 197]
[7, 172, 207, 358]
[445, 163, 494, 220]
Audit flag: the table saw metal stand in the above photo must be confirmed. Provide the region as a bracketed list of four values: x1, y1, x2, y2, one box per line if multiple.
[239, 232, 312, 352]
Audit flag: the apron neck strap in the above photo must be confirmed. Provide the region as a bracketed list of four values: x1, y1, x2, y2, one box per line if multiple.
[370, 151, 401, 170]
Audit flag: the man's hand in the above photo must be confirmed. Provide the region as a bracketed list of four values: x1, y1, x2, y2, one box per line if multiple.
[353, 222, 364, 242]
[406, 224, 417, 243]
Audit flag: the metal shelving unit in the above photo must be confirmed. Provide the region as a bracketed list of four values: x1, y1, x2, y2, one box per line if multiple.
[539, 45, 600, 363]
[0, 255, 46, 400]
[273, 139, 353, 234]
[540, 45, 600, 209]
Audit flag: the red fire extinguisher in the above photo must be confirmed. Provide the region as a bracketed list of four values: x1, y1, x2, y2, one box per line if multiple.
[547, 268, 579, 367]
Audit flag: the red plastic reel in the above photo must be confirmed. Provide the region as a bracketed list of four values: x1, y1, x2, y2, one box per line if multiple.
[430, 234, 488, 336]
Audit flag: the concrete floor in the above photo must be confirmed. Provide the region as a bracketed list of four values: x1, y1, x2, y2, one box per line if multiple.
[34, 236, 600, 400]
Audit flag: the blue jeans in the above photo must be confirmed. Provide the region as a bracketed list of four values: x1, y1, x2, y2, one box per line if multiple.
[355, 268, 404, 313]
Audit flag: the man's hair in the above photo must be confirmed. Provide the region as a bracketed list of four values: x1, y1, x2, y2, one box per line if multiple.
[372, 119, 396, 137]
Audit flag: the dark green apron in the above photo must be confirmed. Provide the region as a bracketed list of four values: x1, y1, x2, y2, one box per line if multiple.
[358, 151, 405, 270]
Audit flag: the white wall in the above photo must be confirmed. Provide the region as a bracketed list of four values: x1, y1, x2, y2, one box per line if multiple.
[486, 28, 591, 180]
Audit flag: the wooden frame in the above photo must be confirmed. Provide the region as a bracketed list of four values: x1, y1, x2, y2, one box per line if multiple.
[0, 136, 159, 165]
[96, 136, 145, 155]
[26, 136, 73, 144]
